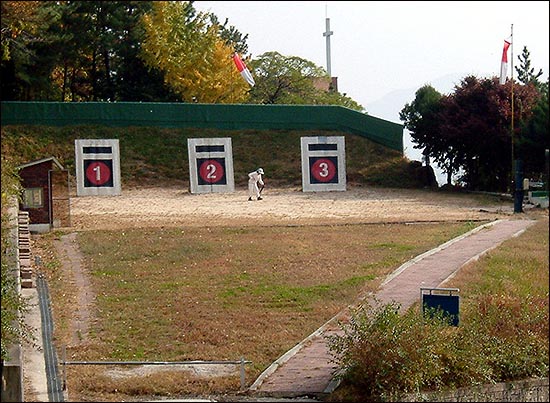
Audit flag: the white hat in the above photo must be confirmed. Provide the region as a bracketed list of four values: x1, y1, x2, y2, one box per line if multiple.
[257, 168, 264, 175]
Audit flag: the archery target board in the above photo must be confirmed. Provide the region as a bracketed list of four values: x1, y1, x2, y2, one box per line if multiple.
[75, 139, 121, 196]
[301, 136, 346, 192]
[188, 137, 235, 194]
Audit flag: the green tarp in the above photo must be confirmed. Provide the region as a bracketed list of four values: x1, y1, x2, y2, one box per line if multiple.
[1, 101, 403, 152]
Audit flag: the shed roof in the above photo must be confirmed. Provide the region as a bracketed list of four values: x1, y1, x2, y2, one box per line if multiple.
[17, 156, 64, 171]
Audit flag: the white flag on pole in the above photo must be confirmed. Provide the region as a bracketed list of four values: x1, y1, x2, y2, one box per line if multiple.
[232, 53, 255, 87]
[499, 39, 511, 85]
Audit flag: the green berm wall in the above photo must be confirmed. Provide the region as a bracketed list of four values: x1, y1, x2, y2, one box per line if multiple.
[1, 102, 403, 152]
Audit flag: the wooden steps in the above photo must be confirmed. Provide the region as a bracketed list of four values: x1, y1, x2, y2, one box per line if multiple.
[18, 211, 34, 288]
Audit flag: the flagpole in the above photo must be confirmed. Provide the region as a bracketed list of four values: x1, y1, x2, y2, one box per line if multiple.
[231, 54, 234, 104]
[510, 23, 515, 193]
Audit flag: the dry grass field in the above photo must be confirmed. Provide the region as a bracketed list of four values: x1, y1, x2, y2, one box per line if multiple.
[26, 185, 545, 402]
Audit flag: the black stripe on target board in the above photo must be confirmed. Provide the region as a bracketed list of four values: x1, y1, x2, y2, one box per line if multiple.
[308, 143, 338, 151]
[83, 146, 113, 154]
[196, 145, 225, 153]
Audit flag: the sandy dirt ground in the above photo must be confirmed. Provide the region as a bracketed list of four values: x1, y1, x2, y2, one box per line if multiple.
[67, 185, 514, 230]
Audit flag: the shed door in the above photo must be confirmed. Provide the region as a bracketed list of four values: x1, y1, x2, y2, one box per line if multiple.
[49, 170, 70, 228]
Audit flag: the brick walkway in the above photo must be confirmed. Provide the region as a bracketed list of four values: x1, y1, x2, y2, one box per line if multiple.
[248, 219, 535, 399]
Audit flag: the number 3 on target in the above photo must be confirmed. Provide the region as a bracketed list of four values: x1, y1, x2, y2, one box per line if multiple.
[311, 158, 336, 183]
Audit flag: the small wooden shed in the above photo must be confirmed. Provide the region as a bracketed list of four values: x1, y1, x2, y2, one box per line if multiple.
[17, 156, 71, 233]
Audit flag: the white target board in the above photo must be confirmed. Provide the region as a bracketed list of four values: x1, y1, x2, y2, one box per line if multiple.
[301, 136, 346, 192]
[188, 137, 235, 194]
[75, 139, 121, 196]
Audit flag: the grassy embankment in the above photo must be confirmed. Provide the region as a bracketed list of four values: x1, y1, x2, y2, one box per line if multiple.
[1, 124, 430, 189]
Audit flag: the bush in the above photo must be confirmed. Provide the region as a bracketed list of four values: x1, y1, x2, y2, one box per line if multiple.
[327, 293, 549, 402]
[1, 158, 35, 361]
[359, 158, 438, 188]
[462, 294, 549, 381]
[327, 300, 457, 401]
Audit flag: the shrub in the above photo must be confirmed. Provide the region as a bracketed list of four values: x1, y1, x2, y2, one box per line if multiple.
[327, 300, 457, 401]
[358, 158, 437, 188]
[1, 157, 35, 361]
[327, 292, 549, 401]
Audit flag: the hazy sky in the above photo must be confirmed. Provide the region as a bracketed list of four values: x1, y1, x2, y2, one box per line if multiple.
[195, 1, 549, 121]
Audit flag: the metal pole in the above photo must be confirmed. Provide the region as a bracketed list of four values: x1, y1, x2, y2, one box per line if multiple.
[62, 345, 66, 391]
[323, 16, 333, 77]
[545, 149, 549, 193]
[514, 159, 523, 213]
[240, 356, 245, 391]
[510, 24, 515, 194]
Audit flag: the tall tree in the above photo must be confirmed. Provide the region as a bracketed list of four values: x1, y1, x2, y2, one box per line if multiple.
[401, 76, 541, 191]
[57, 1, 160, 101]
[37, 0, 93, 101]
[1, 1, 42, 62]
[0, 1, 59, 100]
[208, 14, 249, 56]
[515, 46, 544, 87]
[514, 47, 549, 180]
[439, 76, 539, 191]
[399, 86, 452, 183]
[247, 51, 324, 104]
[106, 1, 178, 102]
[1, 1, 177, 101]
[140, 1, 250, 103]
[246, 51, 362, 110]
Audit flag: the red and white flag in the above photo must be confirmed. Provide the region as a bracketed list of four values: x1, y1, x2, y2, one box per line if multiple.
[232, 53, 255, 87]
[499, 39, 511, 85]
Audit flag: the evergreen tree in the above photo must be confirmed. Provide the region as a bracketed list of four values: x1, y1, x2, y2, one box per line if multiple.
[515, 46, 544, 87]
[514, 47, 549, 180]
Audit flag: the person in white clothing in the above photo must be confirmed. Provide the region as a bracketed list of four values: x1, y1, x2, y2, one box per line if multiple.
[248, 168, 265, 201]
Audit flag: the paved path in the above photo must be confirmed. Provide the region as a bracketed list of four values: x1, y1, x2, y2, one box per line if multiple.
[248, 219, 536, 400]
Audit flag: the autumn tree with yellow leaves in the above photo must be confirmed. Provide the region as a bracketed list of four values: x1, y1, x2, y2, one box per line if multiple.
[140, 1, 251, 104]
